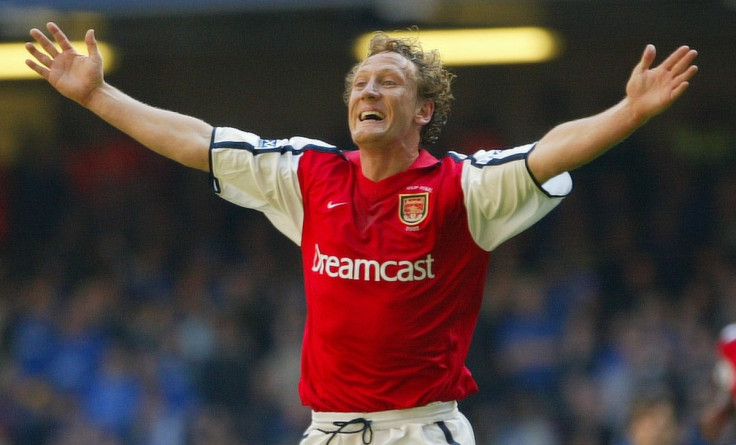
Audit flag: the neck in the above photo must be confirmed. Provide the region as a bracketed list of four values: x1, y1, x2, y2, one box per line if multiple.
[359, 144, 420, 182]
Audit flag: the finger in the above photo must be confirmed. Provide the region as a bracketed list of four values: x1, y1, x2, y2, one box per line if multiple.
[46, 22, 74, 52]
[670, 49, 698, 76]
[24, 41, 54, 67]
[85, 29, 101, 59]
[634, 44, 656, 75]
[659, 45, 692, 71]
[669, 80, 690, 102]
[674, 64, 699, 85]
[24, 58, 50, 80]
[669, 65, 698, 101]
[29, 27, 59, 58]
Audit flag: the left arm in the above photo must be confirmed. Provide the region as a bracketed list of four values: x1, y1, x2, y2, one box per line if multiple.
[528, 44, 698, 184]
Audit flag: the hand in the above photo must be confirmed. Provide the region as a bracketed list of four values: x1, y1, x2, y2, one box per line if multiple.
[25, 22, 104, 106]
[625, 44, 698, 121]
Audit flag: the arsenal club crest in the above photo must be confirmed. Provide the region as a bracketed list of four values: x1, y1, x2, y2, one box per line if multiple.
[399, 193, 429, 226]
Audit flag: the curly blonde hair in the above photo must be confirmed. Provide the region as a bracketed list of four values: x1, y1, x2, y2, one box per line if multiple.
[344, 32, 456, 145]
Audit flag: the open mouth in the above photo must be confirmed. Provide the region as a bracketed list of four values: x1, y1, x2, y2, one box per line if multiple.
[359, 111, 385, 122]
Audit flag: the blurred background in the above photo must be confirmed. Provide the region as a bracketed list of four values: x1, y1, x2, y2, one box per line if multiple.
[1, 0, 736, 444]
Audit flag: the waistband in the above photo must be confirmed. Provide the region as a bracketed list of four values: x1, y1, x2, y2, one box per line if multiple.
[311, 401, 458, 431]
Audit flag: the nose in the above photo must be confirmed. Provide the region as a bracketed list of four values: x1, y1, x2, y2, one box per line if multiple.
[361, 78, 380, 99]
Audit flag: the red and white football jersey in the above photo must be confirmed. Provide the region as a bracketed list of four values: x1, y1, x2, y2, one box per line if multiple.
[210, 127, 571, 412]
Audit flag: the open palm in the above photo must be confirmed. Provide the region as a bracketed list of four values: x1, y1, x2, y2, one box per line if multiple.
[626, 44, 698, 120]
[26, 22, 104, 106]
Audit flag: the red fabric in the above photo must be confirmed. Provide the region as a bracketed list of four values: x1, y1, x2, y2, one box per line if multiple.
[719, 324, 736, 397]
[296, 149, 490, 412]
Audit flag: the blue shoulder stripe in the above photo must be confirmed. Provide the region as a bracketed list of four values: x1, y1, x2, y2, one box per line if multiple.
[447, 148, 528, 168]
[211, 140, 347, 159]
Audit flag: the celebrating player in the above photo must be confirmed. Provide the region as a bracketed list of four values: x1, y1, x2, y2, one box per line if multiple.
[26, 22, 698, 444]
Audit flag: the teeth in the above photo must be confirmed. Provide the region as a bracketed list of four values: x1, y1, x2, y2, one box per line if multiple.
[360, 111, 385, 121]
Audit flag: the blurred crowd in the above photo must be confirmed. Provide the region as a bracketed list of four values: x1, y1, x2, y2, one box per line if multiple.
[1, 116, 736, 445]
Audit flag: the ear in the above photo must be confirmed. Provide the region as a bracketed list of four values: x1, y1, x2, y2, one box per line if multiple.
[415, 100, 435, 126]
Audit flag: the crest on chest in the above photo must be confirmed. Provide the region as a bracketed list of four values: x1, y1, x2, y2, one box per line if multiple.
[398, 193, 429, 226]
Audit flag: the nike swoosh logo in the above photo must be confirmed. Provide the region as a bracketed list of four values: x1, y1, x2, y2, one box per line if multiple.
[327, 201, 348, 209]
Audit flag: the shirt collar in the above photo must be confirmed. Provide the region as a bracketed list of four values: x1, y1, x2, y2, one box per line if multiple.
[345, 148, 440, 170]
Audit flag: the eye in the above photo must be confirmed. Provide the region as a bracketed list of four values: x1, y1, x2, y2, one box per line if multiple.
[382, 79, 398, 87]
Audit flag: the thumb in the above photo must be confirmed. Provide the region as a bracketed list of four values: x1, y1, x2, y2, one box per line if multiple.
[633, 44, 656, 75]
[85, 29, 102, 60]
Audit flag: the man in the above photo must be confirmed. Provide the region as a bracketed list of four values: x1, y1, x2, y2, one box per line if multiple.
[26, 22, 698, 444]
[621, 323, 736, 445]
[697, 323, 736, 444]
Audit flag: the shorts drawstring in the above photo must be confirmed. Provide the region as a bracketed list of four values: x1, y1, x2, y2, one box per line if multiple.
[317, 417, 373, 444]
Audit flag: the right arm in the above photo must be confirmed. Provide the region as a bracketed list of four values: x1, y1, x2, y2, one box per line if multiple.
[26, 22, 211, 171]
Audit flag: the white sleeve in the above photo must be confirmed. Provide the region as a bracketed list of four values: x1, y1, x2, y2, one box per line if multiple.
[209, 127, 333, 245]
[459, 143, 573, 251]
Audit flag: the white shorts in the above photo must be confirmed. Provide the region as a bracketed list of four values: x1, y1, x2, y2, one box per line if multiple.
[300, 401, 475, 445]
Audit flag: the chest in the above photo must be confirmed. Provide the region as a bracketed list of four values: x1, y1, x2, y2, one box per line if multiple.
[300, 157, 467, 259]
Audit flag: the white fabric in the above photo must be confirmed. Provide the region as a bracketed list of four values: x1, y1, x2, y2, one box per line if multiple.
[458, 145, 572, 251]
[210, 127, 325, 244]
[301, 401, 475, 445]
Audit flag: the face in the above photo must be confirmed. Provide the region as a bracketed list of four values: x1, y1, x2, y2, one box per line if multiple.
[347, 52, 433, 150]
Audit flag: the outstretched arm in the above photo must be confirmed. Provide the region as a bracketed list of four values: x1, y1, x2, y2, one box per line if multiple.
[527, 44, 698, 184]
[26, 22, 212, 171]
